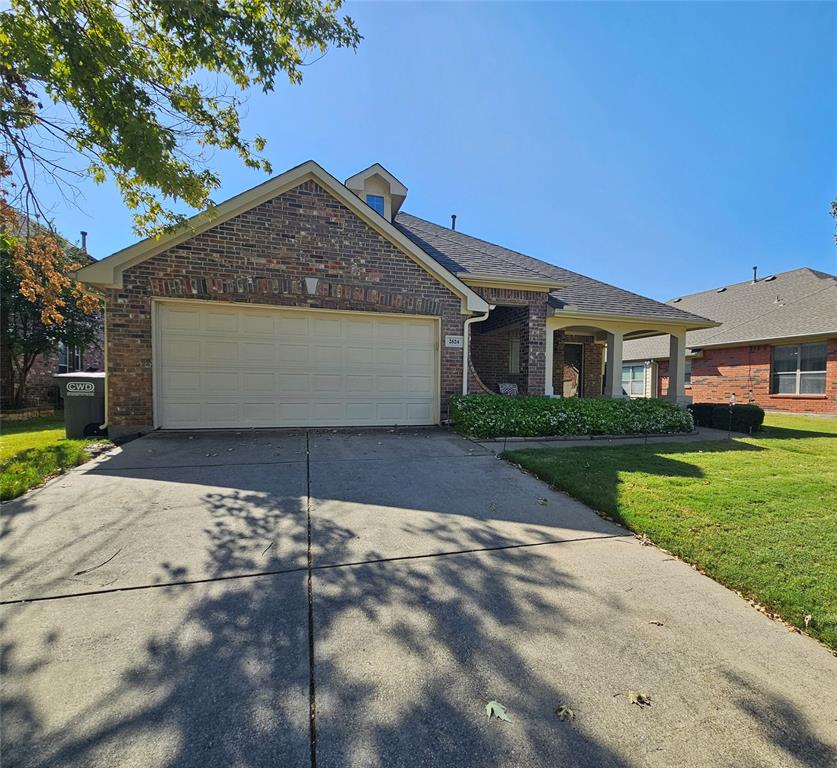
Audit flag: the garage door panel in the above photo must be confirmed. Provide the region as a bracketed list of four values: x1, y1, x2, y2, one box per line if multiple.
[376, 376, 403, 393]
[406, 402, 434, 421]
[242, 402, 275, 423]
[405, 348, 434, 367]
[205, 371, 240, 393]
[165, 370, 201, 394]
[345, 374, 373, 392]
[205, 312, 239, 333]
[205, 341, 239, 364]
[277, 373, 309, 392]
[164, 339, 201, 364]
[375, 347, 403, 366]
[276, 316, 310, 336]
[312, 374, 342, 393]
[278, 344, 309, 363]
[310, 345, 343, 365]
[345, 346, 374, 365]
[407, 375, 434, 395]
[241, 342, 275, 366]
[157, 303, 438, 428]
[164, 307, 201, 331]
[244, 373, 275, 393]
[241, 314, 274, 335]
[163, 401, 202, 425]
[204, 402, 242, 423]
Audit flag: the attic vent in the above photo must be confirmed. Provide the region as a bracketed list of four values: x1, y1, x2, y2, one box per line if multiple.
[716, 287, 726, 293]
[672, 297, 682, 303]
[764, 275, 777, 282]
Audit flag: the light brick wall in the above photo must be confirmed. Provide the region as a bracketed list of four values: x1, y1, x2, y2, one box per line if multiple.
[656, 338, 837, 414]
[106, 179, 465, 431]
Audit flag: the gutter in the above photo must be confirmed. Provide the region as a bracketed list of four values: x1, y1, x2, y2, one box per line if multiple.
[462, 306, 494, 394]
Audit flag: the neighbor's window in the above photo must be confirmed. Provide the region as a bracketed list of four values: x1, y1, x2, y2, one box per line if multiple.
[621, 364, 645, 397]
[57, 343, 82, 374]
[771, 342, 826, 395]
[508, 337, 521, 374]
[684, 360, 692, 386]
[366, 194, 385, 216]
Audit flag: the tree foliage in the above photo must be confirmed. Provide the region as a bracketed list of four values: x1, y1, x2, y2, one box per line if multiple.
[0, 0, 361, 235]
[1, 157, 102, 408]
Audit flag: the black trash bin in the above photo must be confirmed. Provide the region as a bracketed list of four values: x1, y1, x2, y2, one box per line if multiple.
[53, 372, 106, 439]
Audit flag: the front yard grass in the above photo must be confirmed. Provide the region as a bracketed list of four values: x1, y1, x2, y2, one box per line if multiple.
[0, 414, 107, 501]
[504, 413, 837, 650]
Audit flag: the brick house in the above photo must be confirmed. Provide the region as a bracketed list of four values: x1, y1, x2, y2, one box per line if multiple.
[622, 268, 837, 415]
[77, 161, 714, 439]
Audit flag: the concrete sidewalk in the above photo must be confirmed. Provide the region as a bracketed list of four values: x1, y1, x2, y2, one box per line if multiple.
[2, 428, 835, 768]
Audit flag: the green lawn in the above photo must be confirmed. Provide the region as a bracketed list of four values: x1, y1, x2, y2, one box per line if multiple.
[0, 414, 108, 501]
[504, 413, 837, 650]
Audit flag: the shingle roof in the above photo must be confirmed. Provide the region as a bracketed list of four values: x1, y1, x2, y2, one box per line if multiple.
[623, 267, 837, 360]
[394, 213, 712, 325]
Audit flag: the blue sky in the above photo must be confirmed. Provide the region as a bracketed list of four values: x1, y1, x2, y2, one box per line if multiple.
[42, 1, 835, 301]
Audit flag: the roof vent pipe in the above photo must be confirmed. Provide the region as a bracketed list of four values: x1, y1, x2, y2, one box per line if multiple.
[80, 230, 88, 253]
[451, 214, 456, 231]
[752, 265, 758, 283]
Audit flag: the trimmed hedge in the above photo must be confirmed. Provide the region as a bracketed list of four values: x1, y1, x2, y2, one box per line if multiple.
[450, 395, 694, 439]
[688, 402, 765, 433]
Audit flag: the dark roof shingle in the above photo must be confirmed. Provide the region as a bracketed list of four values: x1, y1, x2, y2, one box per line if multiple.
[623, 267, 837, 360]
[395, 212, 712, 325]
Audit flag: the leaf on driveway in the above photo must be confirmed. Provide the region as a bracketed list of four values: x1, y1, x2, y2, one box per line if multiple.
[636, 534, 653, 546]
[485, 700, 512, 722]
[648, 620, 665, 626]
[555, 704, 575, 721]
[537, 497, 548, 506]
[627, 691, 652, 708]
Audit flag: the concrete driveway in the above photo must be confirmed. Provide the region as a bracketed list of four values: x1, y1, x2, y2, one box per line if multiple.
[1, 429, 835, 768]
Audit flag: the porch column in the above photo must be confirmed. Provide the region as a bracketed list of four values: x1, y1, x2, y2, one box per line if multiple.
[603, 331, 624, 398]
[526, 302, 547, 396]
[544, 326, 555, 396]
[667, 331, 687, 403]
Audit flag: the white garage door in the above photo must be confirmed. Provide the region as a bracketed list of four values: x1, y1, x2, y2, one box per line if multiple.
[155, 302, 439, 429]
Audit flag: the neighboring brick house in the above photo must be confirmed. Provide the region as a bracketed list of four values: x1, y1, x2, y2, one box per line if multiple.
[622, 268, 837, 415]
[77, 160, 713, 439]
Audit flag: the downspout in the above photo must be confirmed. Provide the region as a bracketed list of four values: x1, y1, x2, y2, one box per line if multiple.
[99, 304, 109, 430]
[462, 306, 493, 395]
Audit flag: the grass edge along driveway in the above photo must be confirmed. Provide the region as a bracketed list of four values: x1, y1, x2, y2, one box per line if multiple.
[504, 414, 837, 651]
[0, 414, 109, 501]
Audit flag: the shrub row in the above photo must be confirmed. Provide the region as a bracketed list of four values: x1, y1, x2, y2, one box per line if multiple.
[688, 402, 764, 433]
[450, 395, 694, 439]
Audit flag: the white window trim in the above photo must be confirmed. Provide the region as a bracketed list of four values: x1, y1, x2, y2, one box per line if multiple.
[771, 342, 827, 396]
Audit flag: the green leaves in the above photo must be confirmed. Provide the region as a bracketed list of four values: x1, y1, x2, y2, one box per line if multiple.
[1, 0, 361, 236]
[555, 704, 575, 721]
[627, 691, 652, 708]
[485, 700, 511, 722]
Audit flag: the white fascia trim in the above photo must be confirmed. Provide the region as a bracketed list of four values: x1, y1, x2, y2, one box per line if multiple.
[551, 307, 719, 331]
[459, 272, 566, 291]
[75, 160, 488, 314]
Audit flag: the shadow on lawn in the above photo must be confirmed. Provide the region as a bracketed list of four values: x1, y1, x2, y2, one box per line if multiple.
[504, 440, 766, 524]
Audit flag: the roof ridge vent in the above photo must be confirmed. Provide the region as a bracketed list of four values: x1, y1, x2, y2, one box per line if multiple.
[672, 297, 682, 303]
[716, 287, 727, 293]
[764, 274, 777, 282]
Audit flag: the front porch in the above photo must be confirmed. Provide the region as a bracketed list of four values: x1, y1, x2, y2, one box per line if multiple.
[467, 302, 690, 404]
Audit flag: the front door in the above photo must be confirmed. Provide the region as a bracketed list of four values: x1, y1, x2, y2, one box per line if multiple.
[562, 343, 584, 398]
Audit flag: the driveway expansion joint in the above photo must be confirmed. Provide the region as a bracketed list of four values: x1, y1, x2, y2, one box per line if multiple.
[0, 533, 630, 607]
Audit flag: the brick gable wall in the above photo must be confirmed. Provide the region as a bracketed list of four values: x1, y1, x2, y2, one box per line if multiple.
[106, 180, 466, 433]
[656, 338, 837, 414]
